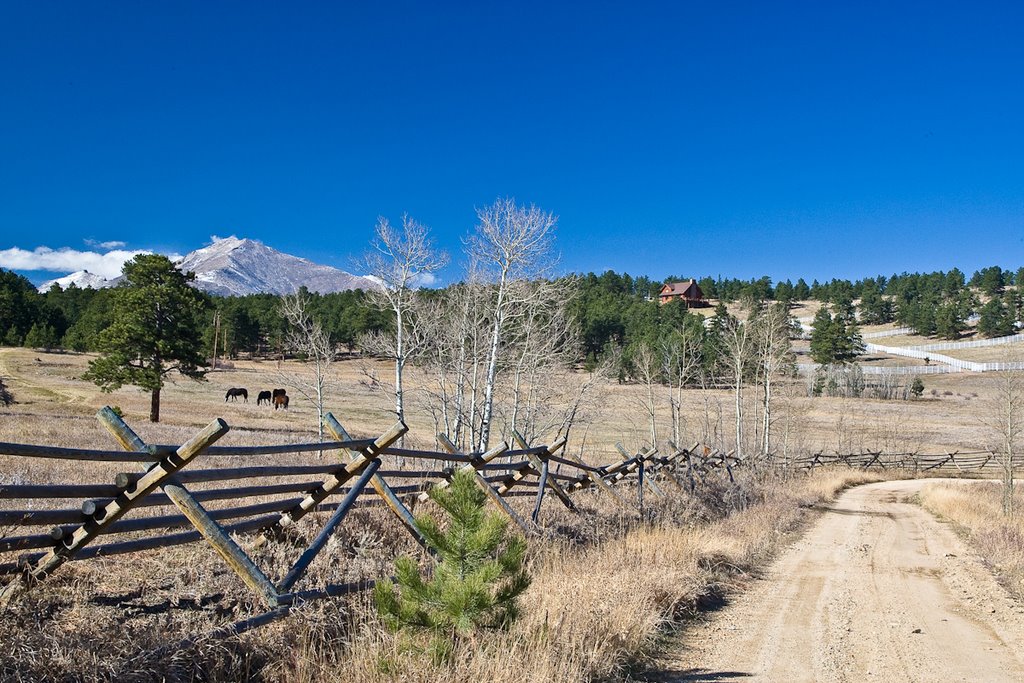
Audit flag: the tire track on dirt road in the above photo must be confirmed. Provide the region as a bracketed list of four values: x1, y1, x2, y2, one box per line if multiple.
[651, 480, 1024, 682]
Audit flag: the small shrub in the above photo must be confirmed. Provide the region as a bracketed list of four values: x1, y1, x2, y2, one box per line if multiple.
[910, 377, 924, 399]
[375, 469, 530, 661]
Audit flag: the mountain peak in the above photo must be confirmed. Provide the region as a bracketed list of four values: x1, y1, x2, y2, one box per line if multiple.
[37, 237, 379, 297]
[37, 270, 115, 293]
[177, 236, 378, 297]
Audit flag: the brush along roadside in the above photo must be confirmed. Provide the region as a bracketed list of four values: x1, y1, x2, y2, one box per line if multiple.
[251, 468, 883, 683]
[0, 467, 881, 682]
[920, 480, 1024, 602]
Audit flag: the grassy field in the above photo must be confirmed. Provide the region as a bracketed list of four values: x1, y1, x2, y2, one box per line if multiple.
[0, 344, 1012, 680]
[940, 343, 1024, 363]
[920, 481, 1024, 601]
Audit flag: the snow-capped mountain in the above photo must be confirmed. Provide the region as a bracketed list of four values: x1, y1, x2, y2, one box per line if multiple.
[37, 270, 115, 293]
[175, 236, 379, 296]
[37, 237, 379, 296]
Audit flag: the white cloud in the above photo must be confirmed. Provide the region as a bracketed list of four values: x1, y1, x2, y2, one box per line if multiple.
[84, 239, 127, 249]
[411, 272, 440, 288]
[0, 246, 151, 279]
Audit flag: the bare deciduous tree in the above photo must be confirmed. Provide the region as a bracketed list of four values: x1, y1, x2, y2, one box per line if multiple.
[661, 330, 700, 449]
[721, 314, 754, 458]
[361, 215, 448, 426]
[985, 371, 1024, 516]
[467, 198, 557, 451]
[751, 302, 796, 458]
[501, 278, 580, 442]
[697, 369, 724, 451]
[279, 291, 335, 444]
[630, 341, 661, 449]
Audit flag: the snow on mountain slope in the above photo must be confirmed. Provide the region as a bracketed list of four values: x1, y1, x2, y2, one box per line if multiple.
[176, 236, 379, 296]
[37, 270, 114, 293]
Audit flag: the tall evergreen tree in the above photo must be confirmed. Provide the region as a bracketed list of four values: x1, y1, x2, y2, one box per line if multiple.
[978, 297, 1016, 338]
[810, 305, 863, 364]
[935, 301, 967, 340]
[83, 255, 208, 422]
[857, 283, 893, 325]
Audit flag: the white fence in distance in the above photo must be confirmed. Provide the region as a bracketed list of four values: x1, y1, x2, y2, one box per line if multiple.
[797, 363, 953, 377]
[861, 327, 913, 339]
[864, 342, 1024, 373]
[906, 332, 1024, 352]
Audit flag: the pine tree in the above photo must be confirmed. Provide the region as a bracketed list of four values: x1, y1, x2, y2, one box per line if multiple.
[23, 322, 59, 351]
[978, 297, 1016, 338]
[810, 305, 862, 364]
[858, 284, 893, 325]
[934, 301, 966, 340]
[809, 307, 836, 365]
[375, 469, 530, 659]
[83, 254, 208, 422]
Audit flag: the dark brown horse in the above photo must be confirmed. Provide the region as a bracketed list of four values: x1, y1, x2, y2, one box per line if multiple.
[225, 388, 248, 402]
[256, 390, 272, 406]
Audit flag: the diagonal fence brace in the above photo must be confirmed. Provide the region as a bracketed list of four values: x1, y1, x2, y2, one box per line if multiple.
[97, 407, 281, 608]
[434, 436, 534, 535]
[0, 414, 229, 607]
[276, 458, 382, 594]
[259, 420, 407, 540]
[323, 413, 426, 550]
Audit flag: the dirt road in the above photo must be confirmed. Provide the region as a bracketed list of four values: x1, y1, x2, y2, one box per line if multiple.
[658, 480, 1024, 682]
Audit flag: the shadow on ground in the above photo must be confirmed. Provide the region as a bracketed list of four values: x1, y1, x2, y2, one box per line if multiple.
[635, 668, 752, 681]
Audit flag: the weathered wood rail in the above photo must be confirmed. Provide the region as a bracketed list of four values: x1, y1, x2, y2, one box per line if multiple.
[0, 407, 715, 629]
[4, 407, 1000, 636]
[766, 449, 1012, 474]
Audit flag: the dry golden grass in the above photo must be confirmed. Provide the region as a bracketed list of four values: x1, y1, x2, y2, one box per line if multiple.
[0, 343, 999, 681]
[258, 469, 882, 683]
[940, 343, 1024, 363]
[920, 481, 1024, 600]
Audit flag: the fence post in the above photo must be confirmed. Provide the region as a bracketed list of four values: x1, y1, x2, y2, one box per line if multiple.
[511, 431, 577, 515]
[1, 414, 230, 607]
[434, 436, 534, 535]
[97, 407, 281, 608]
[637, 459, 645, 515]
[323, 413, 426, 550]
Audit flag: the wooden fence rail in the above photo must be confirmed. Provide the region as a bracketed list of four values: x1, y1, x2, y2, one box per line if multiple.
[0, 406, 715, 620]
[0, 405, 1004, 631]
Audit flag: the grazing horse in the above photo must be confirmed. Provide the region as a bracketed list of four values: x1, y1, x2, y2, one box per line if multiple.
[225, 387, 248, 402]
[256, 390, 272, 406]
[272, 388, 286, 400]
[273, 393, 289, 410]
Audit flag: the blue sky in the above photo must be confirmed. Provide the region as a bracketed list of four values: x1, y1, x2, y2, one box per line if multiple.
[2, 1, 1022, 286]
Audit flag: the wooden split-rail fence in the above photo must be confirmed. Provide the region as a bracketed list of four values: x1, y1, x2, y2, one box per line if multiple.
[766, 449, 1011, 475]
[0, 407, 742, 632]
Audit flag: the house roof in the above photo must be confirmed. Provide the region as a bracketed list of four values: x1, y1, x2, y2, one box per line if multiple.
[660, 279, 703, 298]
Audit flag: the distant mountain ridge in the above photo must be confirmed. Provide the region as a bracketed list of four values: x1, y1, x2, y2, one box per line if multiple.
[37, 270, 115, 292]
[39, 236, 379, 296]
[175, 236, 378, 296]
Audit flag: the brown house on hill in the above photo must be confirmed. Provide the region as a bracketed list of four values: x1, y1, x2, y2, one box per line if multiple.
[658, 279, 707, 307]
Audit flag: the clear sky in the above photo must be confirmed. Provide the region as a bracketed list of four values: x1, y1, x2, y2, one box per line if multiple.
[2, 1, 1022, 286]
